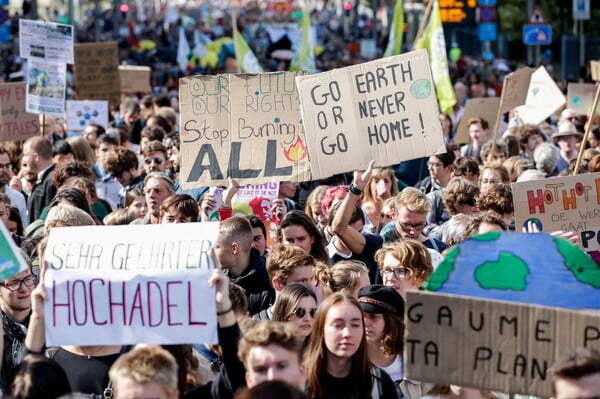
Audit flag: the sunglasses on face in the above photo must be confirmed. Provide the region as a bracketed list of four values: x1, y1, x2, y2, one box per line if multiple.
[144, 157, 164, 165]
[289, 307, 317, 319]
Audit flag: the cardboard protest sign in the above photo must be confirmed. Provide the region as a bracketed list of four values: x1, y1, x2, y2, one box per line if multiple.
[296, 49, 445, 179]
[424, 232, 599, 309]
[26, 58, 66, 118]
[514, 66, 566, 125]
[512, 172, 600, 252]
[567, 83, 598, 115]
[179, 71, 311, 188]
[405, 291, 600, 397]
[66, 100, 109, 131]
[0, 223, 30, 281]
[499, 67, 534, 114]
[455, 97, 500, 144]
[591, 61, 600, 82]
[119, 65, 152, 93]
[43, 223, 219, 346]
[19, 19, 74, 64]
[0, 82, 40, 141]
[74, 42, 121, 106]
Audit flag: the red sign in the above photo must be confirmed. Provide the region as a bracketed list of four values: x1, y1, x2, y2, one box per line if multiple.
[528, 6, 547, 24]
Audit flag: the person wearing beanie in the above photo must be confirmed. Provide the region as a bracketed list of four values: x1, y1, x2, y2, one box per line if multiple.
[358, 285, 432, 399]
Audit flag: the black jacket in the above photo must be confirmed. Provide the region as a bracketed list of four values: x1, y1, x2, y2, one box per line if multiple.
[226, 249, 274, 315]
[27, 164, 56, 224]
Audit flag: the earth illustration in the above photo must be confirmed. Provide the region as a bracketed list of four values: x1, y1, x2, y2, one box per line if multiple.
[424, 232, 600, 309]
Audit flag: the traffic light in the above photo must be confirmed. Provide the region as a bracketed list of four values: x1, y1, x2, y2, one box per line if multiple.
[119, 3, 129, 20]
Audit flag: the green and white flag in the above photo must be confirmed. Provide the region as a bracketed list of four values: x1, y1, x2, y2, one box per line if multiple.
[0, 223, 28, 281]
[290, 9, 316, 73]
[384, 0, 404, 57]
[414, 0, 456, 114]
[233, 26, 263, 73]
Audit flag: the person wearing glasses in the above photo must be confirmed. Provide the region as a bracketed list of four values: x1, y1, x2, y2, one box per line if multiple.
[0, 263, 35, 392]
[105, 147, 146, 209]
[272, 283, 317, 345]
[374, 239, 434, 299]
[141, 140, 170, 176]
[415, 151, 456, 195]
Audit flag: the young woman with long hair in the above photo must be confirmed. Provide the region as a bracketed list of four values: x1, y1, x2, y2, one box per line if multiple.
[272, 283, 317, 346]
[304, 293, 396, 399]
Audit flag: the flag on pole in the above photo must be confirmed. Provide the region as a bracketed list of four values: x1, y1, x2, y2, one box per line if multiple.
[384, 0, 404, 57]
[290, 9, 316, 73]
[177, 26, 190, 72]
[414, 0, 456, 114]
[233, 26, 263, 73]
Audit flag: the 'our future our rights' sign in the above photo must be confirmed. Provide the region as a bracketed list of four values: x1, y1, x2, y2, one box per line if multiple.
[179, 71, 312, 188]
[296, 49, 445, 179]
[43, 223, 219, 346]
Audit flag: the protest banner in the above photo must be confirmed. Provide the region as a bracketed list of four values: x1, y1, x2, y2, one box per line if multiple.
[43, 223, 220, 346]
[119, 65, 152, 93]
[66, 100, 109, 131]
[26, 58, 66, 118]
[514, 66, 566, 125]
[0, 82, 40, 141]
[567, 83, 597, 115]
[74, 42, 121, 106]
[179, 71, 311, 188]
[296, 49, 445, 179]
[207, 183, 280, 248]
[499, 67, 534, 115]
[19, 19, 74, 64]
[0, 223, 30, 281]
[591, 61, 600, 82]
[405, 291, 600, 397]
[455, 97, 500, 144]
[512, 172, 600, 251]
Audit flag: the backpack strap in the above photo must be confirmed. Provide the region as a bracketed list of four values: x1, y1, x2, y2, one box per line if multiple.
[371, 367, 383, 399]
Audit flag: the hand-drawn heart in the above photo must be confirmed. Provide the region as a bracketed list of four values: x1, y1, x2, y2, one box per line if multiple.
[532, 87, 540, 96]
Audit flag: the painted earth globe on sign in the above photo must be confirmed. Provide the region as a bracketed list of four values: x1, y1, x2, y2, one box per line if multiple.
[424, 232, 600, 309]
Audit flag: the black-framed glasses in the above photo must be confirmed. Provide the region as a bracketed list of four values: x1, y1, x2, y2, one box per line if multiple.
[289, 307, 317, 319]
[398, 221, 426, 232]
[381, 267, 412, 279]
[144, 157, 164, 165]
[1, 275, 35, 291]
[0, 162, 12, 170]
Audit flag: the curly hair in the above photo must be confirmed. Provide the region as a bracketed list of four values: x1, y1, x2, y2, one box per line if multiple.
[442, 177, 480, 216]
[375, 239, 433, 285]
[478, 183, 514, 215]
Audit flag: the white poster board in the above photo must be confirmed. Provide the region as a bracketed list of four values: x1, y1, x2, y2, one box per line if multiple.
[43, 223, 220, 346]
[515, 66, 566, 125]
[19, 19, 74, 64]
[66, 100, 109, 131]
[25, 59, 66, 117]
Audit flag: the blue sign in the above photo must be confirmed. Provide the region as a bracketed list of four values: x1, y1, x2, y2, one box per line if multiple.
[479, 23, 497, 41]
[479, 6, 496, 23]
[478, 0, 497, 5]
[523, 24, 552, 45]
[0, 24, 9, 43]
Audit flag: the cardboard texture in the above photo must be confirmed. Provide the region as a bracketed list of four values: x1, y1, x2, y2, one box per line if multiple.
[515, 66, 566, 125]
[65, 100, 109, 131]
[0, 82, 40, 141]
[179, 71, 311, 188]
[591, 61, 600, 82]
[499, 67, 535, 114]
[567, 83, 598, 115]
[405, 291, 600, 397]
[73, 42, 121, 106]
[296, 49, 445, 179]
[455, 97, 500, 144]
[512, 172, 600, 251]
[119, 65, 152, 93]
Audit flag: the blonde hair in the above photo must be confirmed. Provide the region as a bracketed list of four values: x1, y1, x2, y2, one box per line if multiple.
[363, 167, 398, 204]
[394, 187, 430, 214]
[314, 260, 368, 298]
[109, 345, 178, 398]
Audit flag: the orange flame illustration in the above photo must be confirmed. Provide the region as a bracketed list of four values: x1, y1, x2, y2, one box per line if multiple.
[284, 137, 307, 162]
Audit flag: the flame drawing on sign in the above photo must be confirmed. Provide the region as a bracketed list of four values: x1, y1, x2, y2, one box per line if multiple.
[283, 137, 307, 162]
